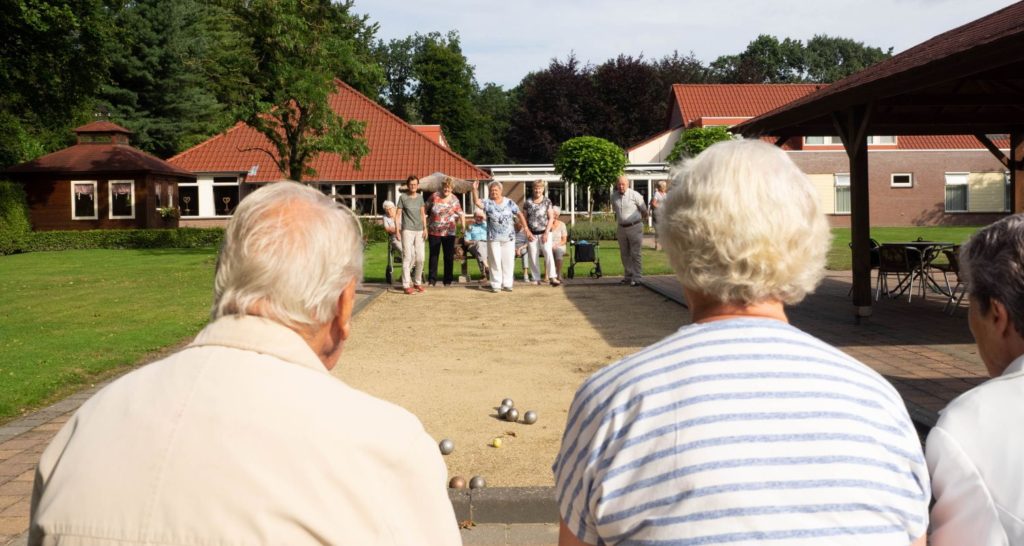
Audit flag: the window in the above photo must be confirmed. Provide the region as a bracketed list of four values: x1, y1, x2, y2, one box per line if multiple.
[944, 173, 969, 212]
[804, 136, 839, 145]
[178, 184, 199, 216]
[868, 136, 896, 145]
[108, 180, 135, 219]
[834, 173, 851, 214]
[212, 176, 239, 216]
[71, 181, 98, 220]
[890, 173, 913, 188]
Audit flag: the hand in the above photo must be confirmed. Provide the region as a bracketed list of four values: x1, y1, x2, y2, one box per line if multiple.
[422, 229, 428, 239]
[541, 232, 548, 243]
[527, 232, 535, 242]
[472, 180, 479, 191]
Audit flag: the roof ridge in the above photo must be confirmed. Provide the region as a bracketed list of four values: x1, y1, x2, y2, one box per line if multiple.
[332, 79, 488, 179]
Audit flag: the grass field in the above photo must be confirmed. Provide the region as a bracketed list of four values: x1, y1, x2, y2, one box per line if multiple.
[0, 225, 984, 423]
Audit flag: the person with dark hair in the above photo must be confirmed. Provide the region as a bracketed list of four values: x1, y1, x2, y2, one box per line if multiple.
[927, 214, 1024, 546]
[397, 175, 427, 294]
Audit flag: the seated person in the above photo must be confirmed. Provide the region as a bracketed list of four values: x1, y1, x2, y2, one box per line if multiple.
[382, 200, 402, 260]
[514, 219, 533, 282]
[548, 206, 568, 285]
[926, 213, 1024, 545]
[462, 209, 489, 280]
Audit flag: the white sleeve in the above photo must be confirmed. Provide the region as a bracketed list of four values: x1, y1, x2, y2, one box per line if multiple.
[926, 426, 1008, 546]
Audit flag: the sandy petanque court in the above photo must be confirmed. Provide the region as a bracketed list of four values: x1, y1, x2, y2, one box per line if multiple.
[334, 283, 690, 487]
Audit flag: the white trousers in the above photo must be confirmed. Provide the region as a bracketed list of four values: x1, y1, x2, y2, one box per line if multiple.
[401, 230, 425, 288]
[487, 239, 515, 290]
[526, 236, 557, 281]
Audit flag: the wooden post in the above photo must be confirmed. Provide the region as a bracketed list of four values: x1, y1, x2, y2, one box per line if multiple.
[833, 104, 873, 320]
[1013, 131, 1024, 213]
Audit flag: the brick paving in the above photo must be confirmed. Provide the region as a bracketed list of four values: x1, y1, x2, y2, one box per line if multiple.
[0, 277, 986, 545]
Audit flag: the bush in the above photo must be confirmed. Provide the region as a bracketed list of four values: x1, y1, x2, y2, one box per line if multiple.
[666, 126, 735, 163]
[568, 220, 619, 242]
[0, 180, 31, 255]
[360, 218, 388, 243]
[25, 228, 224, 252]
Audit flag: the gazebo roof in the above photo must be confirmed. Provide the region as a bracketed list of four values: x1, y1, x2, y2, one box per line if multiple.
[5, 143, 195, 180]
[735, 1, 1024, 136]
[74, 121, 134, 135]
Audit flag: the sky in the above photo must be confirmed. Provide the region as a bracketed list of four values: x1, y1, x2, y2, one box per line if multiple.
[361, 0, 1018, 88]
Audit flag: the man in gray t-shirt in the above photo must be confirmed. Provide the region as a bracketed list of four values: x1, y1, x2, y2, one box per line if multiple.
[396, 176, 427, 293]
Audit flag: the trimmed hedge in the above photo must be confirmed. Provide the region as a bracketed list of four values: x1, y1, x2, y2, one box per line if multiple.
[25, 228, 225, 252]
[567, 220, 620, 242]
[0, 180, 31, 255]
[360, 219, 388, 243]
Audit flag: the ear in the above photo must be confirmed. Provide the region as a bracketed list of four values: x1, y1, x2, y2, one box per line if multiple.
[989, 298, 1012, 338]
[336, 279, 357, 342]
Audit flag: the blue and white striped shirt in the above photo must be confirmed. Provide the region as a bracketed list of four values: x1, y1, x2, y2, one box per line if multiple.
[553, 318, 929, 545]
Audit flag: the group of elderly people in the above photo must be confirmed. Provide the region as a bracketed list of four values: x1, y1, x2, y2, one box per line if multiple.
[27, 139, 1022, 546]
[381, 176, 569, 294]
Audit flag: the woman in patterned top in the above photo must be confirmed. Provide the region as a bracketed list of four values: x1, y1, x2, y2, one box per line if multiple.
[523, 180, 557, 286]
[471, 180, 532, 293]
[426, 177, 466, 287]
[650, 180, 668, 251]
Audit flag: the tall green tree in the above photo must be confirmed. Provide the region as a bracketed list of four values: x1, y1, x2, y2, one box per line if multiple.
[466, 83, 512, 164]
[0, 0, 115, 167]
[592, 55, 664, 149]
[374, 35, 421, 122]
[231, 0, 384, 181]
[99, 0, 250, 158]
[553, 136, 625, 219]
[805, 35, 891, 82]
[710, 35, 805, 83]
[412, 31, 477, 159]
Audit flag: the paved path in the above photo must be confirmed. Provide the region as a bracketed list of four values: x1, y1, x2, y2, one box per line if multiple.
[0, 275, 987, 545]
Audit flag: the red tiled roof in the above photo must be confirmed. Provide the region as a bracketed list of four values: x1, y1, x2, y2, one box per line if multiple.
[5, 144, 195, 179]
[169, 81, 488, 183]
[672, 84, 1012, 151]
[672, 84, 825, 127]
[74, 121, 133, 134]
[412, 125, 448, 148]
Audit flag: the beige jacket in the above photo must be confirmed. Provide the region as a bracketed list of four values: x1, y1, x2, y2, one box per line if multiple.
[30, 315, 461, 545]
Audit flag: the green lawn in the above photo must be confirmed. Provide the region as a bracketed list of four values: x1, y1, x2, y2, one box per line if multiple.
[0, 226, 983, 423]
[0, 249, 218, 422]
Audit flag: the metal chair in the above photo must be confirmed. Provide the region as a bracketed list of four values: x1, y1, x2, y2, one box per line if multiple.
[876, 244, 924, 302]
[933, 247, 968, 315]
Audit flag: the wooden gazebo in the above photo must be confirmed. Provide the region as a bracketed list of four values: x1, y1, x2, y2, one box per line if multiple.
[734, 1, 1024, 319]
[4, 121, 196, 230]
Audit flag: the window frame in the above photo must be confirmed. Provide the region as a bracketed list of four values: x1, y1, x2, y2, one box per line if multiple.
[108, 179, 136, 219]
[890, 173, 913, 188]
[70, 180, 99, 220]
[834, 173, 851, 215]
[868, 135, 897, 145]
[178, 182, 200, 217]
[944, 172, 970, 213]
[211, 176, 240, 218]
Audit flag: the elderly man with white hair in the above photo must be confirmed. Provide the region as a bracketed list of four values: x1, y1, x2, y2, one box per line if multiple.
[554, 140, 929, 546]
[29, 182, 461, 546]
[926, 214, 1024, 546]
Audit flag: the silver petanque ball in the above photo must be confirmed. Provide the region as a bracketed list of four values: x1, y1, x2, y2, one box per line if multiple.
[500, 398, 514, 408]
[469, 475, 486, 489]
[523, 410, 538, 425]
[505, 408, 520, 422]
[439, 439, 455, 455]
[497, 404, 511, 418]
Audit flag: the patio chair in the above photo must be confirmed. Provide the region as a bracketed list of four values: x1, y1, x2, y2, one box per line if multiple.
[933, 247, 968, 315]
[876, 244, 925, 302]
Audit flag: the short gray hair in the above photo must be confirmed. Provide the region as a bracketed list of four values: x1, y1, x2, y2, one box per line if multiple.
[212, 182, 363, 332]
[487, 180, 503, 191]
[960, 213, 1024, 335]
[661, 139, 830, 305]
[551, 205, 561, 216]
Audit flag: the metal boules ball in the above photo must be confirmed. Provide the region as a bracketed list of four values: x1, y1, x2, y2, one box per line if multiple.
[501, 398, 514, 408]
[523, 410, 538, 425]
[439, 439, 455, 455]
[497, 404, 511, 418]
[505, 408, 520, 422]
[469, 475, 486, 489]
[449, 476, 466, 489]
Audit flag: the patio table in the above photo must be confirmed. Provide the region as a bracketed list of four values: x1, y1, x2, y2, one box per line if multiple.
[882, 241, 955, 298]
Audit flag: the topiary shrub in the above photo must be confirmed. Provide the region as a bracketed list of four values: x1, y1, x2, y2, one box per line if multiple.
[0, 180, 31, 255]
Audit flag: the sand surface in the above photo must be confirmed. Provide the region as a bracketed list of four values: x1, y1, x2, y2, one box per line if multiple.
[334, 282, 689, 486]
